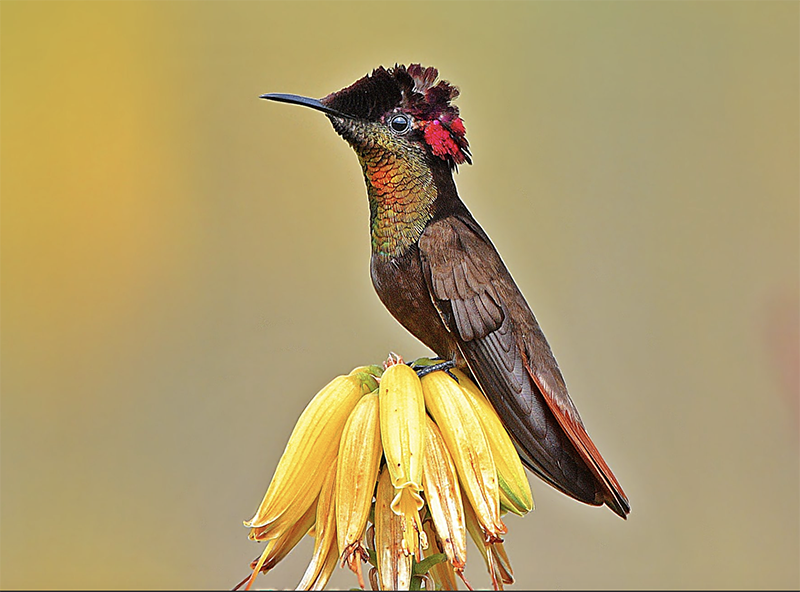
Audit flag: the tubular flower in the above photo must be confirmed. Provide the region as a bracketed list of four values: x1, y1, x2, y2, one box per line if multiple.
[421, 415, 467, 572]
[238, 356, 531, 591]
[245, 373, 366, 541]
[421, 370, 506, 540]
[374, 464, 413, 590]
[297, 458, 338, 590]
[337, 392, 382, 587]
[465, 497, 515, 590]
[451, 369, 534, 516]
[379, 358, 427, 558]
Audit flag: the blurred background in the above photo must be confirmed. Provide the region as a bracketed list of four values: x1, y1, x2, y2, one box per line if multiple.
[2, 1, 798, 589]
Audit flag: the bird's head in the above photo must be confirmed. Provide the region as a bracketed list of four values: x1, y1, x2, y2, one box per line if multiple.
[262, 64, 471, 170]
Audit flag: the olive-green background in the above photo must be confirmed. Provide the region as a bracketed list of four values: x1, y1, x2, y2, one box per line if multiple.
[2, 1, 798, 589]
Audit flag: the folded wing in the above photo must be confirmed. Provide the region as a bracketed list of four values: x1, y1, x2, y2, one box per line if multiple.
[418, 216, 629, 518]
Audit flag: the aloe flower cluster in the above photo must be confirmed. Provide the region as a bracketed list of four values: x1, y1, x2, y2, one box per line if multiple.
[238, 355, 533, 591]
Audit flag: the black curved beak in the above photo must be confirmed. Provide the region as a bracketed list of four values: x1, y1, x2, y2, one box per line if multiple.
[259, 93, 354, 119]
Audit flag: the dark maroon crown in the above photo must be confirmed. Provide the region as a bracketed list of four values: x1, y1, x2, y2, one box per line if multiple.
[321, 64, 470, 165]
[321, 66, 402, 122]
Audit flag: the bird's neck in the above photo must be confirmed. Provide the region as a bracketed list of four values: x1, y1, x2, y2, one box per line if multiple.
[358, 148, 451, 260]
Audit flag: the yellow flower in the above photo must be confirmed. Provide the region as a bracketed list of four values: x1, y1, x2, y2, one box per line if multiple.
[297, 457, 338, 590]
[421, 415, 466, 572]
[245, 373, 366, 542]
[237, 355, 530, 591]
[336, 392, 381, 587]
[374, 464, 413, 590]
[379, 359, 427, 559]
[451, 369, 534, 516]
[465, 496, 515, 590]
[421, 370, 506, 540]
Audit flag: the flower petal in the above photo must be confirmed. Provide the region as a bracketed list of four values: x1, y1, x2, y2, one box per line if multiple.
[379, 361, 427, 558]
[336, 392, 382, 585]
[421, 519, 459, 591]
[245, 374, 364, 540]
[296, 458, 338, 590]
[452, 369, 533, 516]
[421, 415, 467, 571]
[375, 465, 413, 590]
[421, 371, 505, 539]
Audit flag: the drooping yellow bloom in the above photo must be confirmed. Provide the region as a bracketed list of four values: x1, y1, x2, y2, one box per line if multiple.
[296, 458, 338, 590]
[374, 465, 413, 590]
[336, 392, 382, 586]
[465, 496, 515, 590]
[245, 373, 365, 541]
[378, 360, 427, 558]
[421, 370, 506, 540]
[242, 498, 317, 590]
[239, 356, 532, 591]
[421, 415, 467, 572]
[452, 369, 534, 516]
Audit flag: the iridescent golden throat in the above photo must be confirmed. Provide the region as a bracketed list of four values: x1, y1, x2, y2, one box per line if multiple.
[355, 130, 437, 260]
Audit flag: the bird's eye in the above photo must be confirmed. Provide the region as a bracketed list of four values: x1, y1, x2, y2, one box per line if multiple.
[389, 113, 411, 134]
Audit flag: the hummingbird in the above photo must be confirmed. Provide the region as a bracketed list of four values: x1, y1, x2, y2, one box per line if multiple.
[261, 64, 630, 519]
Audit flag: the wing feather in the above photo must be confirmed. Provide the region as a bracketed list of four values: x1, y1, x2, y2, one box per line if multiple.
[419, 215, 630, 517]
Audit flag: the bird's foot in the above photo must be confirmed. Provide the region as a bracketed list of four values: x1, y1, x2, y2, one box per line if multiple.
[409, 357, 458, 381]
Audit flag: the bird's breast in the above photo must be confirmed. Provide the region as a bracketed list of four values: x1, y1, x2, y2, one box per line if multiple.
[370, 248, 460, 363]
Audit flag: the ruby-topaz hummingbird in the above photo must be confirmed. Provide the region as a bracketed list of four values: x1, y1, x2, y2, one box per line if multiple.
[261, 64, 630, 518]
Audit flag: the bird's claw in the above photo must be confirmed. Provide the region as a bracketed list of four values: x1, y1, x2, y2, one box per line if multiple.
[409, 357, 459, 381]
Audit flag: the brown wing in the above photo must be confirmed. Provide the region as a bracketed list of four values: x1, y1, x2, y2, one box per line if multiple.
[418, 215, 630, 518]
